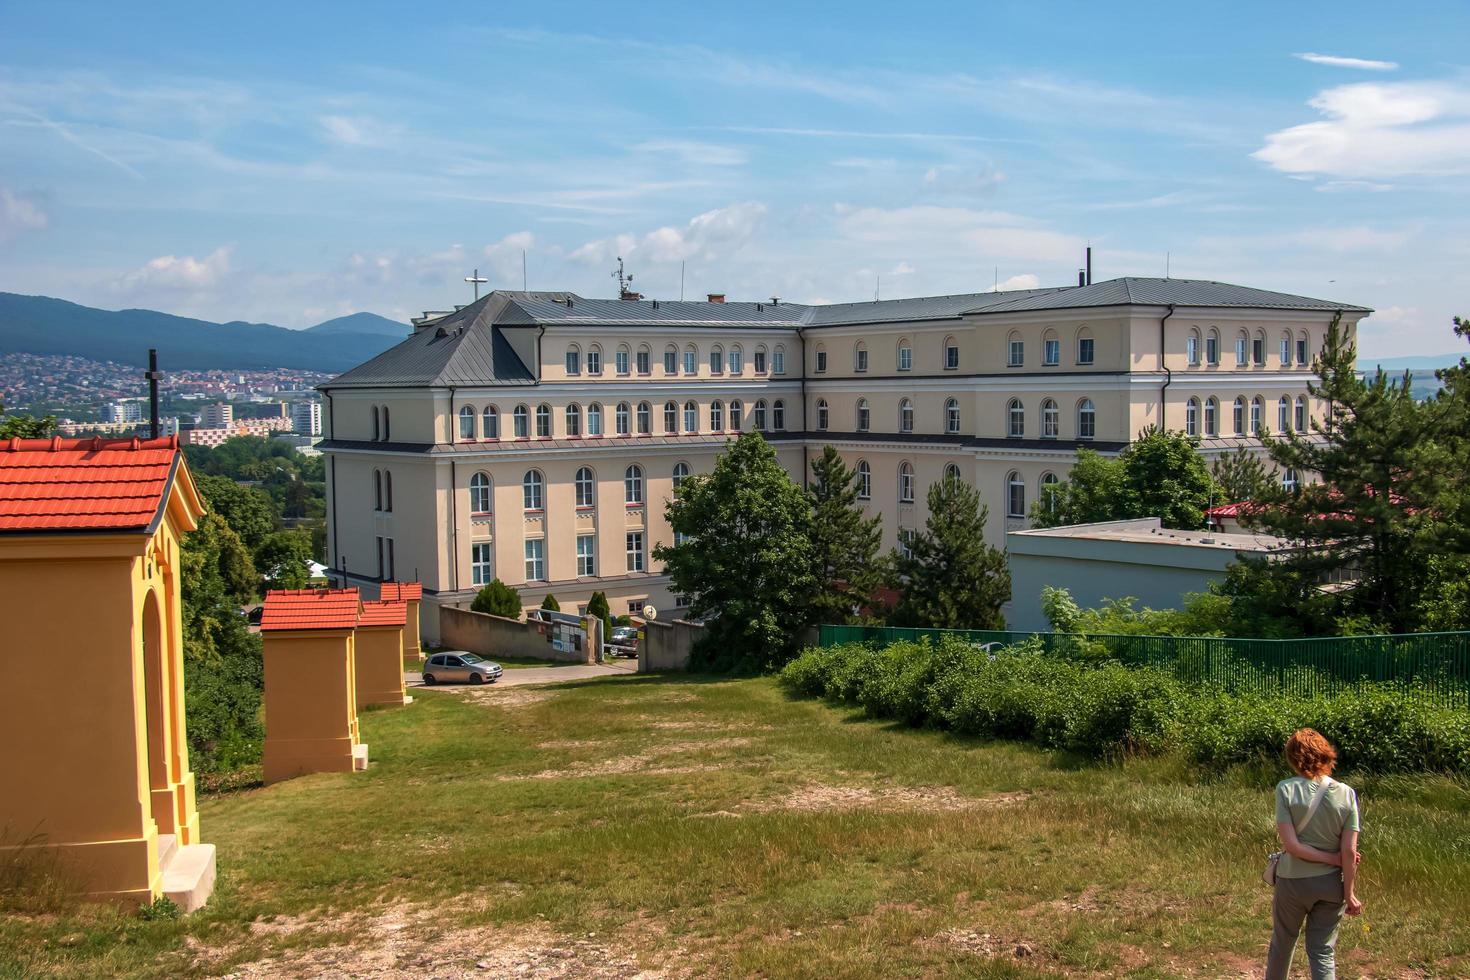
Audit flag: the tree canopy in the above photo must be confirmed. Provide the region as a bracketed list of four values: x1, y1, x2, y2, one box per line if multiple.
[890, 475, 1010, 630]
[807, 446, 885, 624]
[1032, 427, 1218, 530]
[471, 579, 523, 619]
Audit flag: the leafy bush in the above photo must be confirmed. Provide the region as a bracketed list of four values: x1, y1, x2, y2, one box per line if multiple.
[471, 579, 522, 619]
[780, 639, 1470, 775]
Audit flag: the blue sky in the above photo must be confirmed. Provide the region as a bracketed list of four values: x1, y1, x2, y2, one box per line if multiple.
[1, 1, 1466, 356]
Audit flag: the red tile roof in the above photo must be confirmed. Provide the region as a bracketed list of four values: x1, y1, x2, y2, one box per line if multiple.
[261, 588, 361, 632]
[0, 435, 180, 533]
[358, 599, 407, 628]
[380, 582, 423, 602]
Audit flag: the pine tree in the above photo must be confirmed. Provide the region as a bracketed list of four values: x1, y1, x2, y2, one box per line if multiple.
[586, 591, 613, 639]
[891, 476, 1010, 629]
[1212, 445, 1274, 504]
[540, 594, 561, 612]
[653, 431, 817, 671]
[807, 445, 884, 624]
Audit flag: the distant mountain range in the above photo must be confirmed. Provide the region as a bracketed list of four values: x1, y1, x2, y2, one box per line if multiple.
[1364, 353, 1464, 375]
[0, 292, 409, 372]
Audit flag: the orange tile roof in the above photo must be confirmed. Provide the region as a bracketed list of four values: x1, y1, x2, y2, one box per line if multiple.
[261, 588, 361, 632]
[380, 582, 423, 602]
[358, 599, 407, 628]
[0, 435, 180, 533]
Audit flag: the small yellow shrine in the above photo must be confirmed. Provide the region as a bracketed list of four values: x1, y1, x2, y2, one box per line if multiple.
[356, 599, 411, 707]
[380, 581, 423, 663]
[0, 435, 215, 910]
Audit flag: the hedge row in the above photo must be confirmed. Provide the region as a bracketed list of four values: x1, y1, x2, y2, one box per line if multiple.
[779, 638, 1470, 775]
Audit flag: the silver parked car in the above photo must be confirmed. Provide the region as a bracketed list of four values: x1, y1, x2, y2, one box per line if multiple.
[421, 652, 503, 685]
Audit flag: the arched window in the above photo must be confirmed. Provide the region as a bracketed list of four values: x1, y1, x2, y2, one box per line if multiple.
[854, 341, 868, 372]
[574, 467, 595, 508]
[637, 344, 652, 375]
[755, 344, 769, 374]
[1076, 327, 1095, 365]
[944, 462, 962, 484]
[459, 405, 476, 440]
[587, 402, 603, 436]
[664, 344, 678, 375]
[1078, 399, 1096, 440]
[856, 399, 870, 432]
[728, 399, 743, 430]
[772, 400, 786, 430]
[816, 398, 829, 430]
[683, 344, 698, 375]
[616, 344, 631, 375]
[728, 345, 743, 374]
[1236, 331, 1249, 366]
[1280, 333, 1292, 367]
[1206, 328, 1220, 366]
[1041, 398, 1059, 439]
[1006, 471, 1026, 518]
[943, 336, 960, 370]
[1043, 329, 1060, 366]
[1007, 331, 1024, 367]
[1252, 330, 1266, 366]
[624, 464, 644, 504]
[1205, 397, 1219, 436]
[898, 462, 915, 503]
[683, 400, 698, 433]
[672, 462, 690, 493]
[1278, 395, 1291, 432]
[945, 398, 960, 434]
[1233, 396, 1246, 435]
[1186, 328, 1200, 366]
[513, 404, 529, 439]
[565, 344, 581, 375]
[482, 405, 499, 439]
[1186, 397, 1200, 437]
[522, 470, 544, 511]
[754, 400, 768, 430]
[1041, 472, 1060, 513]
[856, 460, 872, 499]
[373, 468, 382, 511]
[710, 400, 724, 431]
[565, 403, 582, 437]
[371, 405, 380, 442]
[1295, 396, 1307, 432]
[897, 339, 913, 372]
[1296, 332, 1309, 366]
[586, 343, 603, 374]
[709, 344, 724, 374]
[773, 345, 787, 374]
[1283, 467, 1299, 492]
[535, 403, 551, 438]
[470, 472, 492, 515]
[899, 398, 914, 433]
[1008, 398, 1025, 438]
[381, 406, 389, 441]
[616, 402, 631, 436]
[1251, 396, 1264, 435]
[637, 401, 652, 435]
[663, 400, 677, 434]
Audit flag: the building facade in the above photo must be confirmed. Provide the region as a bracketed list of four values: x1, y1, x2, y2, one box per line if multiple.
[318, 278, 1369, 639]
[291, 399, 323, 436]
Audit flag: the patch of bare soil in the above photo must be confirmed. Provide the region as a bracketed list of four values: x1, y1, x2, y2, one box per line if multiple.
[738, 784, 1031, 815]
[929, 928, 1045, 963]
[508, 738, 755, 781]
[209, 904, 685, 979]
[457, 687, 556, 709]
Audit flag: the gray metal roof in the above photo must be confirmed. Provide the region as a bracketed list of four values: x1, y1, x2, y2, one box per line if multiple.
[803, 288, 1066, 326]
[965, 278, 1371, 315]
[500, 295, 810, 327]
[321, 294, 535, 389]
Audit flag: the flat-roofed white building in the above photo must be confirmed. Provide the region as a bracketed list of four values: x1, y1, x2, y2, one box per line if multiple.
[318, 278, 1367, 641]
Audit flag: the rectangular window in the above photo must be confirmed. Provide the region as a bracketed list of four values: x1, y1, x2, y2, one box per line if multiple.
[471, 542, 492, 585]
[376, 535, 384, 579]
[683, 350, 697, 374]
[1078, 337, 1095, 365]
[728, 350, 742, 373]
[945, 344, 959, 370]
[565, 351, 580, 375]
[899, 347, 912, 371]
[1008, 340, 1024, 367]
[637, 349, 651, 374]
[1236, 337, 1248, 366]
[576, 535, 595, 577]
[855, 348, 868, 372]
[587, 350, 602, 374]
[1296, 339, 1308, 365]
[524, 539, 545, 582]
[616, 349, 630, 374]
[664, 349, 677, 374]
[1252, 337, 1264, 365]
[1044, 339, 1060, 366]
[1280, 339, 1291, 366]
[1187, 336, 1199, 365]
[385, 538, 394, 580]
[773, 350, 785, 374]
[754, 350, 767, 373]
[627, 600, 642, 615]
[1206, 336, 1218, 365]
[815, 350, 827, 372]
[709, 350, 723, 373]
[898, 529, 914, 560]
[626, 532, 644, 573]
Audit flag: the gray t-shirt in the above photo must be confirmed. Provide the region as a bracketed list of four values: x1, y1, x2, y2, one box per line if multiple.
[1275, 776, 1361, 878]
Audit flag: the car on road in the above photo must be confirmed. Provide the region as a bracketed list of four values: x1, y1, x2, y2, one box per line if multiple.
[421, 652, 503, 685]
[607, 625, 639, 656]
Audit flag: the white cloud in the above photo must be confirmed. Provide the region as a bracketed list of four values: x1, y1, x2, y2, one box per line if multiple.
[1254, 81, 1470, 177]
[1294, 53, 1399, 71]
[891, 261, 915, 276]
[632, 140, 747, 166]
[571, 202, 767, 266]
[1315, 180, 1395, 193]
[319, 114, 401, 147]
[921, 165, 1006, 196]
[837, 205, 1081, 262]
[0, 187, 49, 242]
[114, 246, 232, 293]
[994, 273, 1040, 291]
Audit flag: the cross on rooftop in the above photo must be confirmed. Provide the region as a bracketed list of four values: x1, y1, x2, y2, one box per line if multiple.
[464, 268, 488, 301]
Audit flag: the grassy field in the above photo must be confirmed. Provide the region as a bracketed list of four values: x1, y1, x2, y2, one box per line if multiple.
[3, 674, 1468, 978]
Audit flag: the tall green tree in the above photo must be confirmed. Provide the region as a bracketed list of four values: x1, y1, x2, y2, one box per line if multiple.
[586, 591, 613, 639]
[540, 594, 561, 612]
[1031, 447, 1124, 527]
[195, 473, 279, 553]
[1211, 445, 1275, 504]
[1030, 427, 1217, 529]
[254, 529, 314, 591]
[891, 476, 1010, 630]
[471, 578, 523, 618]
[654, 431, 817, 671]
[808, 446, 884, 624]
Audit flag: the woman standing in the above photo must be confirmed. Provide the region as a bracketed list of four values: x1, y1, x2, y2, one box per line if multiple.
[1265, 728, 1363, 980]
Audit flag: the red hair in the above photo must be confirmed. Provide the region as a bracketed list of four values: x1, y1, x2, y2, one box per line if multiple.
[1286, 728, 1338, 779]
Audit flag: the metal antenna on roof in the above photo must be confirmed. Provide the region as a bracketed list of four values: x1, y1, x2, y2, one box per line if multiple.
[612, 256, 635, 299]
[994, 266, 999, 292]
[464, 268, 488, 301]
[522, 250, 527, 291]
[1166, 252, 1171, 279]
[875, 275, 880, 302]
[680, 261, 685, 302]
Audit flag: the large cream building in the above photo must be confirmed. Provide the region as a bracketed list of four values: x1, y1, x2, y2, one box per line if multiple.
[319, 277, 1369, 640]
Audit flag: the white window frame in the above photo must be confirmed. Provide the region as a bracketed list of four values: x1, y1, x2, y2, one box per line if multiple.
[471, 543, 492, 586]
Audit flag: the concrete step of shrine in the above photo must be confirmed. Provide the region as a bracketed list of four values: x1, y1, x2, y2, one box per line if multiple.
[156, 833, 178, 869]
[161, 842, 216, 913]
[353, 742, 370, 771]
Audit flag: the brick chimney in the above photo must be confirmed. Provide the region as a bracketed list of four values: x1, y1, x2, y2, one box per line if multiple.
[707, 293, 725, 304]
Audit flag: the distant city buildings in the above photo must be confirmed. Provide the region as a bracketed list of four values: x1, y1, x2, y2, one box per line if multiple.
[100, 399, 143, 423]
[179, 416, 293, 447]
[200, 402, 234, 428]
[291, 400, 322, 436]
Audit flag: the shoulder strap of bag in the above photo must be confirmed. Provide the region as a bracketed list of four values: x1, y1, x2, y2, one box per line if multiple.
[1295, 777, 1333, 833]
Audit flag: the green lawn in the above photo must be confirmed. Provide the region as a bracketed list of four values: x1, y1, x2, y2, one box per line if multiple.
[4, 675, 1468, 978]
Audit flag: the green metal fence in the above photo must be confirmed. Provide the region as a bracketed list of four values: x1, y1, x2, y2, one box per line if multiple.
[816, 625, 1470, 708]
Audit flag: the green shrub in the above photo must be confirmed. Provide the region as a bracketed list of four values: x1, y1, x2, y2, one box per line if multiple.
[471, 579, 522, 618]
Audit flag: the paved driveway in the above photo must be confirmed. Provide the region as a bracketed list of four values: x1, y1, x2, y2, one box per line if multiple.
[406, 659, 637, 688]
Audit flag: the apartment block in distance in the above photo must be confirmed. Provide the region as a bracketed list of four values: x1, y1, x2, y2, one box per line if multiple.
[318, 277, 1369, 641]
